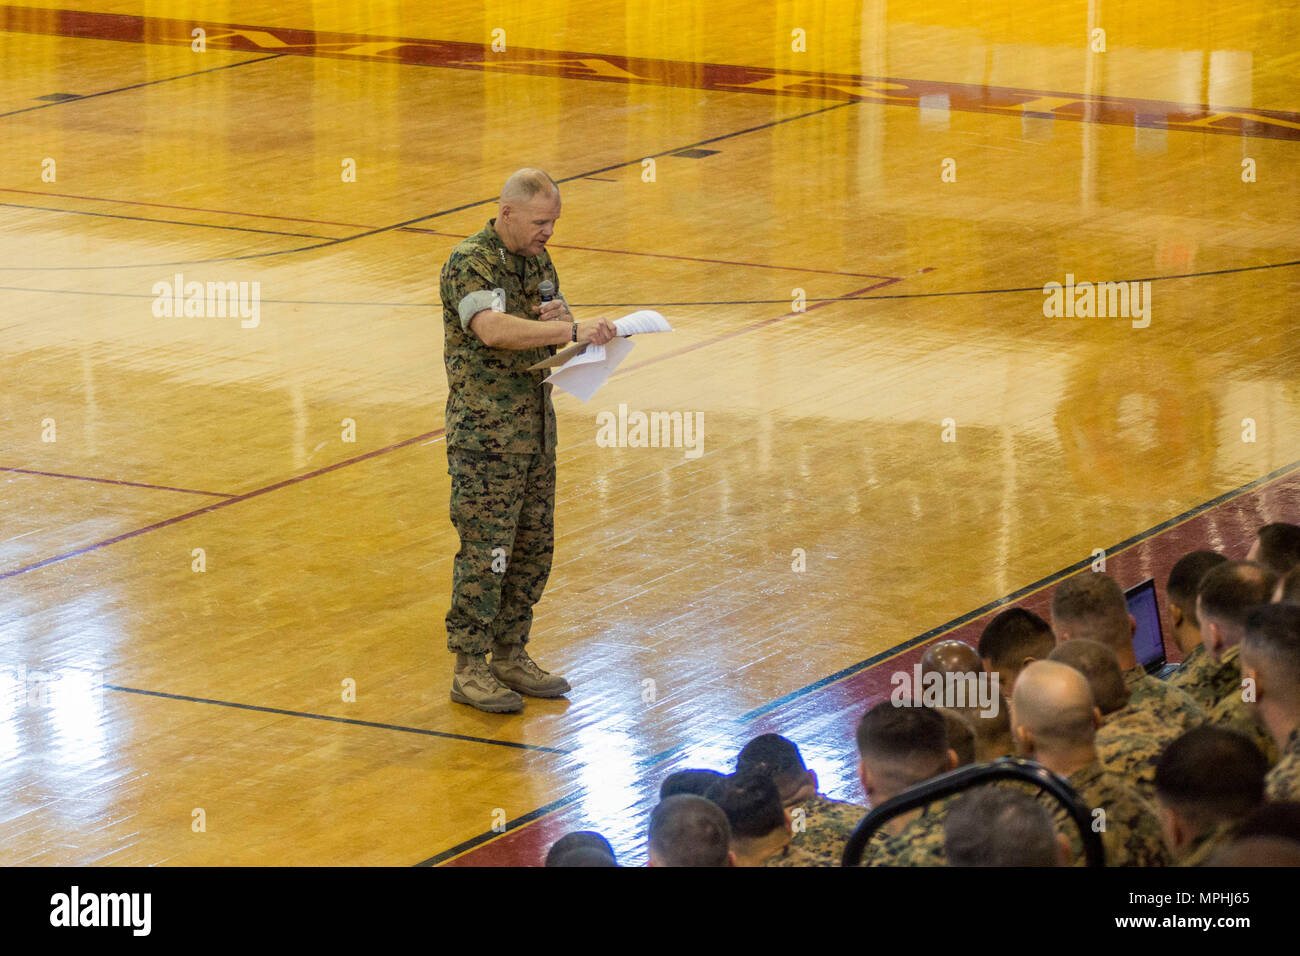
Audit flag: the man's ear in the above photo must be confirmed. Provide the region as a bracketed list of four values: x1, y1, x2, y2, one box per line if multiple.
[1207, 621, 1225, 657]
[1129, 614, 1137, 639]
[858, 759, 874, 800]
[783, 808, 793, 835]
[726, 850, 737, 867]
[1091, 706, 1102, 729]
[807, 768, 819, 793]
[946, 748, 958, 772]
[1014, 725, 1033, 756]
[1170, 604, 1184, 629]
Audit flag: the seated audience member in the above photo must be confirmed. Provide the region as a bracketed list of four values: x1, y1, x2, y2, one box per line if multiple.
[1049, 640, 1181, 800]
[545, 831, 618, 867]
[1247, 522, 1300, 578]
[1240, 604, 1300, 799]
[944, 786, 1069, 867]
[1152, 726, 1267, 866]
[1165, 550, 1231, 707]
[1052, 572, 1203, 732]
[735, 733, 863, 867]
[1011, 661, 1169, 866]
[855, 702, 957, 867]
[1198, 561, 1279, 762]
[706, 770, 793, 867]
[924, 639, 1014, 760]
[978, 608, 1055, 705]
[658, 768, 725, 801]
[647, 795, 733, 867]
[1274, 566, 1300, 605]
[938, 708, 976, 766]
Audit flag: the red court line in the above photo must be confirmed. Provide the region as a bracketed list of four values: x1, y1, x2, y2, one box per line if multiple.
[441, 466, 1300, 866]
[2, 4, 1296, 141]
[0, 429, 444, 581]
[0, 466, 234, 497]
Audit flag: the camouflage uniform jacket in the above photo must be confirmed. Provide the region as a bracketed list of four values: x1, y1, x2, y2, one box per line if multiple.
[1206, 656, 1278, 765]
[1124, 666, 1205, 733]
[440, 219, 560, 455]
[1168, 643, 1240, 711]
[1097, 704, 1184, 802]
[1265, 727, 1300, 801]
[1179, 819, 1241, 867]
[766, 793, 864, 867]
[1047, 760, 1170, 867]
[866, 797, 954, 867]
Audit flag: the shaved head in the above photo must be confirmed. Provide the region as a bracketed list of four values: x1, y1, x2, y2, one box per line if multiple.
[1012, 660, 1098, 752]
[1051, 573, 1131, 649]
[922, 640, 982, 677]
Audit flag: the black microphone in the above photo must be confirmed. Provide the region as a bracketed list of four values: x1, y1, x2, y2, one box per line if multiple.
[539, 280, 555, 302]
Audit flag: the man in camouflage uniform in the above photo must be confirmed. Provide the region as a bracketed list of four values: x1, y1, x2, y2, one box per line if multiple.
[845, 702, 957, 867]
[1049, 640, 1182, 802]
[1196, 561, 1279, 761]
[1239, 604, 1300, 799]
[440, 168, 616, 712]
[1164, 550, 1230, 708]
[1152, 726, 1265, 867]
[736, 733, 865, 867]
[1051, 571, 1204, 734]
[1013, 661, 1170, 866]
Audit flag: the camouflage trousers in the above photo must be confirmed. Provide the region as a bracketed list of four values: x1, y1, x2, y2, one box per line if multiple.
[445, 448, 556, 655]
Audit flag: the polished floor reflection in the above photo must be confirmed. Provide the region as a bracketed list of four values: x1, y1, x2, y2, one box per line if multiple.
[0, 0, 1297, 866]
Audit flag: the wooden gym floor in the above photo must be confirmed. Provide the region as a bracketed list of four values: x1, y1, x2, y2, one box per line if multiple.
[0, 1, 1297, 866]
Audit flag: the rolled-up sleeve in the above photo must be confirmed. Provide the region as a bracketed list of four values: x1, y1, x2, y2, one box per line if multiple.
[458, 289, 499, 331]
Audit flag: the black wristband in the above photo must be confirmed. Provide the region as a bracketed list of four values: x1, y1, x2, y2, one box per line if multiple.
[571, 321, 578, 343]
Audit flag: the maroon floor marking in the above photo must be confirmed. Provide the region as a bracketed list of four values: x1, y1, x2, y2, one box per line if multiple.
[0, 466, 234, 497]
[2, 4, 1296, 140]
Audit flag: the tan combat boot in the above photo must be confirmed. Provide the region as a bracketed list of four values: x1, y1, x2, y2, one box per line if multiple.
[490, 644, 571, 698]
[451, 652, 525, 713]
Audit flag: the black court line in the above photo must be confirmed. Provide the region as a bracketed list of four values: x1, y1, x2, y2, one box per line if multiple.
[0, 200, 330, 239]
[418, 457, 1300, 864]
[414, 791, 585, 867]
[739, 455, 1300, 722]
[0, 52, 285, 119]
[5, 256, 1297, 311]
[0, 100, 858, 271]
[108, 684, 571, 755]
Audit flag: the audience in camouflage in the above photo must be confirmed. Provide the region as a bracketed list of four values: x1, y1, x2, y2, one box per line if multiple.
[735, 733, 863, 868]
[1240, 604, 1300, 800]
[1051, 571, 1204, 733]
[1048, 639, 1181, 801]
[1198, 561, 1279, 763]
[1011, 660, 1170, 866]
[924, 639, 1014, 760]
[1165, 550, 1230, 707]
[855, 702, 956, 866]
[1152, 726, 1266, 866]
[944, 786, 1069, 866]
[648, 795, 733, 867]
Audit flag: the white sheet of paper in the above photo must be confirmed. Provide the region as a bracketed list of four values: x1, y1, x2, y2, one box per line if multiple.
[544, 336, 636, 401]
[543, 309, 672, 401]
